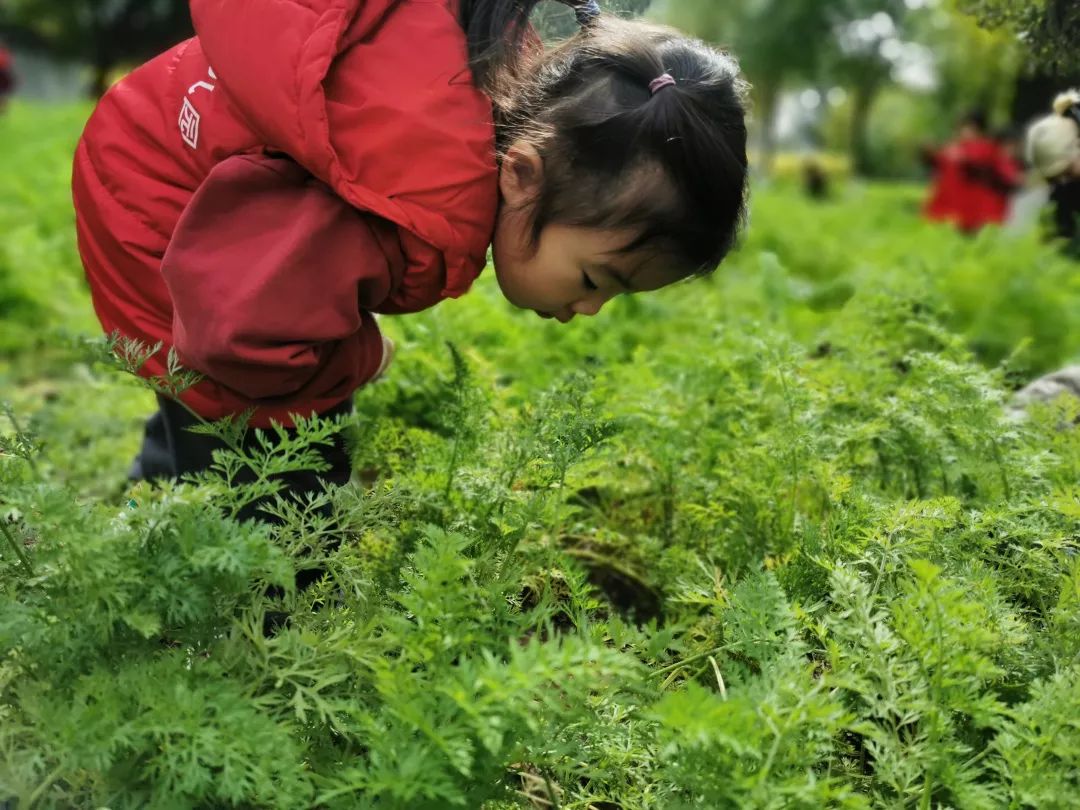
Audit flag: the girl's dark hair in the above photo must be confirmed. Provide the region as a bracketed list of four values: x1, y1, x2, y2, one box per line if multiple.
[459, 2, 750, 275]
[458, 0, 548, 89]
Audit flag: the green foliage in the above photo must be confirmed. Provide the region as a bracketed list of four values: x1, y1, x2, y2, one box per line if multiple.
[0, 103, 97, 359]
[959, 0, 1080, 75]
[3, 106, 1080, 807]
[914, 4, 1020, 126]
[656, 1, 1027, 178]
[653, 0, 835, 86]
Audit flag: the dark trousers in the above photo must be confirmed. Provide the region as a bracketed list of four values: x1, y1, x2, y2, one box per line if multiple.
[131, 395, 354, 598]
[131, 395, 354, 492]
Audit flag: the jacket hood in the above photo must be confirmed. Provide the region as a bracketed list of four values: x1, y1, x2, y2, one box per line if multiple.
[190, 0, 497, 299]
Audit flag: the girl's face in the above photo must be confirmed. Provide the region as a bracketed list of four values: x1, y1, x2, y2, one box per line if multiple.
[491, 143, 685, 323]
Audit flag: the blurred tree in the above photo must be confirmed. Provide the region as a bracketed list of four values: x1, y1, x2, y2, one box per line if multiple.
[651, 0, 836, 169]
[821, 89, 940, 178]
[958, 0, 1079, 75]
[0, 0, 192, 97]
[818, 1, 1031, 179]
[659, 1, 1028, 178]
[916, 3, 1019, 123]
[840, 5, 1021, 178]
[823, 0, 913, 176]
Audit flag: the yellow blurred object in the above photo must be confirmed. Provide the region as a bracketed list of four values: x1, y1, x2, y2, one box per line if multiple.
[748, 151, 852, 183]
[105, 66, 132, 90]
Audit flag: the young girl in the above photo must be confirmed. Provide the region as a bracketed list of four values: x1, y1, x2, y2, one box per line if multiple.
[72, 0, 749, 495]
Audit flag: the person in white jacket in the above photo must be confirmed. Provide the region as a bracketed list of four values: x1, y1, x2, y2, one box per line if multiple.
[1025, 90, 1080, 253]
[1008, 93, 1080, 417]
[1027, 91, 1080, 182]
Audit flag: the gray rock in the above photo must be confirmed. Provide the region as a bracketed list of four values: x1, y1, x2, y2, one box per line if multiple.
[1010, 365, 1080, 422]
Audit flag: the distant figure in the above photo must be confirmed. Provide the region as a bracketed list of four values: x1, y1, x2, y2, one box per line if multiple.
[802, 158, 830, 201]
[1026, 90, 1080, 256]
[923, 110, 1022, 234]
[0, 46, 14, 114]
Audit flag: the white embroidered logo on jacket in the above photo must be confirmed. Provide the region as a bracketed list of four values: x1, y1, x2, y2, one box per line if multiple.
[179, 66, 217, 149]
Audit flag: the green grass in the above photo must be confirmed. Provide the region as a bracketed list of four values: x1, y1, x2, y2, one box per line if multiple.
[2, 103, 1079, 809]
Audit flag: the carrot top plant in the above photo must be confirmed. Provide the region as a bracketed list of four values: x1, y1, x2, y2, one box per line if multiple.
[2, 104, 1080, 808]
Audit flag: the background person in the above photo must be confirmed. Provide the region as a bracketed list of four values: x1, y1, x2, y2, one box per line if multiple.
[923, 109, 1022, 234]
[1026, 90, 1080, 256]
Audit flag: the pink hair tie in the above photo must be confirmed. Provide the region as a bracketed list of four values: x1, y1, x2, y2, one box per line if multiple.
[649, 73, 677, 95]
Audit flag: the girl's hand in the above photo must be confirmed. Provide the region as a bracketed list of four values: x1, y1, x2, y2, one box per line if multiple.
[372, 335, 395, 382]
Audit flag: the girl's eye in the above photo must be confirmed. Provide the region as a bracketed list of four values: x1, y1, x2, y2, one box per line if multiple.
[582, 272, 598, 291]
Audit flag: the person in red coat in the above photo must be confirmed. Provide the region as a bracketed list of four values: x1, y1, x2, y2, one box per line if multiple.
[0, 46, 14, 113]
[923, 110, 1022, 234]
[72, 0, 750, 505]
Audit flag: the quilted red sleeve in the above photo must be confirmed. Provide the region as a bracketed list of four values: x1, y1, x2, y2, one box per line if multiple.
[161, 153, 404, 404]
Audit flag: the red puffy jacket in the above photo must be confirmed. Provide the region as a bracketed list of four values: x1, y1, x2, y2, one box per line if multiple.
[0, 47, 14, 97]
[72, 0, 498, 426]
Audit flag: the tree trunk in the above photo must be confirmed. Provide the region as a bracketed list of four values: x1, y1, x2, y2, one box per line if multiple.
[89, 61, 113, 98]
[87, 5, 115, 99]
[849, 84, 877, 177]
[757, 80, 781, 175]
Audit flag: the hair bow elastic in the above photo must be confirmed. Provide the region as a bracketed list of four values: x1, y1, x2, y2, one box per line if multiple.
[562, 0, 601, 27]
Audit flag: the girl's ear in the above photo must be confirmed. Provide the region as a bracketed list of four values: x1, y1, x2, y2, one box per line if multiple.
[499, 140, 545, 206]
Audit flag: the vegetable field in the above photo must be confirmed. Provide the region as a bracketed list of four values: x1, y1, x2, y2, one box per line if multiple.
[2, 103, 1080, 808]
